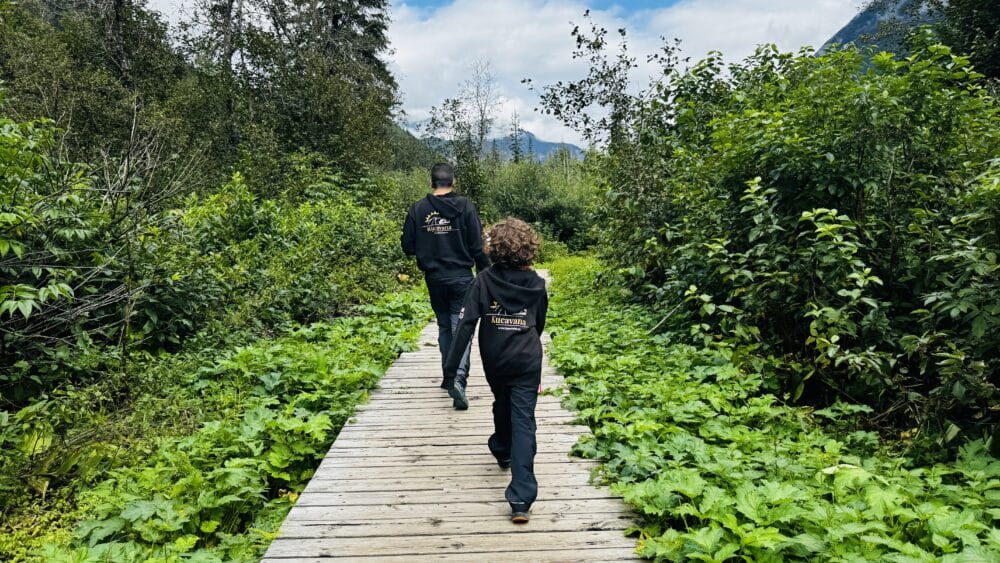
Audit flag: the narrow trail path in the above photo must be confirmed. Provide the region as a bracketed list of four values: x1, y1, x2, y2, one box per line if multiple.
[262, 273, 638, 561]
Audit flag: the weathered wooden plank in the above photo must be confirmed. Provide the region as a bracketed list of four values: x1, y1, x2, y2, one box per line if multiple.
[319, 450, 590, 462]
[302, 473, 600, 492]
[349, 407, 577, 419]
[321, 457, 590, 469]
[295, 486, 617, 506]
[321, 444, 590, 458]
[264, 530, 636, 557]
[274, 512, 633, 538]
[305, 461, 602, 480]
[339, 426, 582, 438]
[262, 547, 639, 562]
[331, 434, 581, 448]
[340, 419, 583, 430]
[354, 402, 569, 413]
[282, 499, 633, 521]
[330, 433, 584, 444]
[346, 414, 580, 426]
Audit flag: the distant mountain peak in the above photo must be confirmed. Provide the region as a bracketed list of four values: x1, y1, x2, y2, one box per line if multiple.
[491, 130, 585, 161]
[821, 0, 939, 55]
[419, 129, 585, 161]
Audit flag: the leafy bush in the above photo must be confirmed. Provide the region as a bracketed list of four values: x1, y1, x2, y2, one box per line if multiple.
[1, 112, 424, 560]
[480, 151, 598, 249]
[26, 291, 430, 561]
[548, 257, 1000, 562]
[0, 114, 129, 398]
[540, 30, 1000, 445]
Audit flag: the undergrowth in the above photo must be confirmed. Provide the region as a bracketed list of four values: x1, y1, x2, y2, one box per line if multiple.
[2, 290, 431, 562]
[547, 256, 1000, 562]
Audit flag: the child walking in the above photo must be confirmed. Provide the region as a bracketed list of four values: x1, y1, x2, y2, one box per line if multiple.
[443, 218, 548, 523]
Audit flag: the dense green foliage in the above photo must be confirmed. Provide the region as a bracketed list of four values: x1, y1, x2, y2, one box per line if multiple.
[539, 29, 1000, 449]
[0, 0, 441, 558]
[1, 115, 112, 396]
[548, 257, 1000, 562]
[4, 292, 429, 561]
[0, 109, 428, 558]
[480, 148, 595, 251]
[0, 115, 413, 395]
[0, 0, 403, 183]
[934, 0, 1000, 80]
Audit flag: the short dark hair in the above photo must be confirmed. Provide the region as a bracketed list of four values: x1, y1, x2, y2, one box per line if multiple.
[431, 162, 454, 188]
[486, 218, 540, 269]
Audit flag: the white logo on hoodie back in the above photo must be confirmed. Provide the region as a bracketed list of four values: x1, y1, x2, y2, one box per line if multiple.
[423, 211, 455, 235]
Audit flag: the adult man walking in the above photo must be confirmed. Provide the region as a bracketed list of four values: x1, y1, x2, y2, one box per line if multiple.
[401, 163, 490, 399]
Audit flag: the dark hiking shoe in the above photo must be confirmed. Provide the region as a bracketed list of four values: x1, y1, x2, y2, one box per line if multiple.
[510, 504, 530, 523]
[449, 382, 469, 410]
[439, 378, 453, 391]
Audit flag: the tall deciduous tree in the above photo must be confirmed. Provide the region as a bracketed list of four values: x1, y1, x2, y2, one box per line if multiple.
[425, 60, 501, 200]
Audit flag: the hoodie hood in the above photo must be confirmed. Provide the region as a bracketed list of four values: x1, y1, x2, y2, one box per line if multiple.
[426, 193, 468, 219]
[482, 267, 545, 314]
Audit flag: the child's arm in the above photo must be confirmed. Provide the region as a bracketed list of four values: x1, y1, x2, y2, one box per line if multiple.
[536, 288, 548, 335]
[443, 281, 483, 380]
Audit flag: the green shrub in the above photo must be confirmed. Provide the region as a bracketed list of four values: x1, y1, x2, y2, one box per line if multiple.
[544, 33, 1000, 444]
[547, 257, 1000, 562]
[480, 153, 598, 249]
[147, 171, 414, 334]
[31, 291, 430, 561]
[0, 114, 125, 397]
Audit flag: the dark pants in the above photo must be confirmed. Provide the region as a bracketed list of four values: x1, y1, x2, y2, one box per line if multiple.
[426, 276, 472, 383]
[487, 377, 539, 509]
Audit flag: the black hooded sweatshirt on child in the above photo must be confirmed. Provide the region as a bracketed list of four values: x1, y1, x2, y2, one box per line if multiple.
[401, 193, 490, 280]
[444, 266, 548, 386]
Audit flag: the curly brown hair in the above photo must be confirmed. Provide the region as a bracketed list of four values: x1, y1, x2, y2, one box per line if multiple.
[485, 218, 541, 269]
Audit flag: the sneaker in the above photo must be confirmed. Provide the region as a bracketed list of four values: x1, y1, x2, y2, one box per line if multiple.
[510, 504, 530, 523]
[439, 378, 453, 391]
[449, 382, 469, 410]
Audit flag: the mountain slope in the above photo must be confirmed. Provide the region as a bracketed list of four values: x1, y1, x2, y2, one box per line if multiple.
[821, 0, 938, 54]
[491, 130, 585, 161]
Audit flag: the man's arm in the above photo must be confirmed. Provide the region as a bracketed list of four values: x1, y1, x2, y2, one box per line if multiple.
[464, 204, 491, 272]
[401, 207, 416, 256]
[444, 281, 482, 379]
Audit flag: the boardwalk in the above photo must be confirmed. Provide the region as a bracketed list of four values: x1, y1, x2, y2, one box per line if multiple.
[263, 285, 639, 561]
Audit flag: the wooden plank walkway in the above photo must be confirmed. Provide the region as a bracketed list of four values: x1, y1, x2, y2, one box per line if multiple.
[263, 278, 639, 561]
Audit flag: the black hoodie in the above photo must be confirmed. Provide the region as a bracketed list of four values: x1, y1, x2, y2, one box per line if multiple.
[444, 266, 548, 384]
[401, 193, 490, 280]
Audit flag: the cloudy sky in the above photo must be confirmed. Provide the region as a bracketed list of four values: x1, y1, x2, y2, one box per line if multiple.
[388, 0, 862, 145]
[147, 0, 863, 145]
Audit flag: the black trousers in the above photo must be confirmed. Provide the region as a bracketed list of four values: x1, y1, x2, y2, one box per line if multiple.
[426, 276, 472, 382]
[487, 376, 539, 509]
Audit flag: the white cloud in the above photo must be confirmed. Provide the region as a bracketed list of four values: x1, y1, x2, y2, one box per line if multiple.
[143, 0, 863, 146]
[389, 0, 862, 145]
